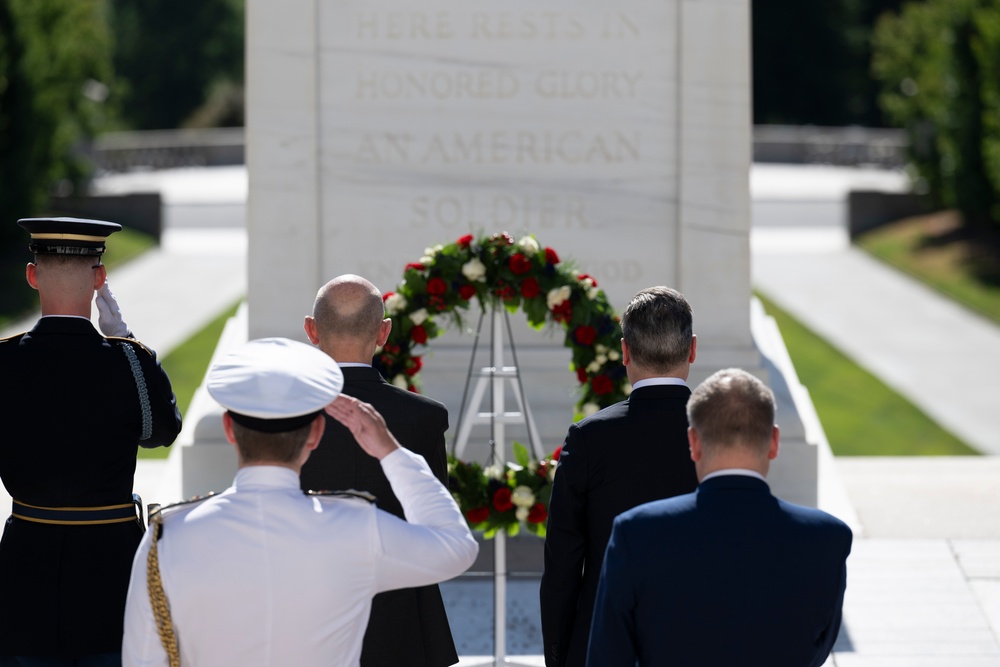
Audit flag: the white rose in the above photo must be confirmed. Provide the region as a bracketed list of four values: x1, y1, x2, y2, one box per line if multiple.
[588, 287, 600, 300]
[586, 360, 601, 373]
[410, 308, 429, 325]
[420, 255, 434, 266]
[462, 257, 487, 282]
[608, 350, 620, 361]
[517, 235, 540, 255]
[483, 465, 505, 481]
[596, 354, 607, 365]
[392, 375, 408, 389]
[583, 402, 600, 417]
[516, 507, 530, 522]
[383, 293, 407, 315]
[547, 285, 572, 308]
[623, 383, 633, 396]
[596, 344, 608, 354]
[549, 465, 557, 482]
[511, 486, 535, 508]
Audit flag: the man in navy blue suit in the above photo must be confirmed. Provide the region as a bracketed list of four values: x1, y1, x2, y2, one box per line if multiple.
[587, 368, 852, 667]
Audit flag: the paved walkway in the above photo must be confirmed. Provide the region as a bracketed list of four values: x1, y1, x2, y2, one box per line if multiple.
[2, 164, 998, 665]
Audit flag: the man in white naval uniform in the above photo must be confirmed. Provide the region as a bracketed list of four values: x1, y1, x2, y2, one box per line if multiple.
[121, 338, 479, 667]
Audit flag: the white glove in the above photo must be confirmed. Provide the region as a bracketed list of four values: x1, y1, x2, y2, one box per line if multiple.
[96, 282, 131, 338]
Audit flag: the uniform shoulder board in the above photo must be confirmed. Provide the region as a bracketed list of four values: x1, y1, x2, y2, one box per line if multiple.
[149, 492, 220, 538]
[108, 335, 154, 356]
[305, 488, 377, 504]
[0, 332, 26, 344]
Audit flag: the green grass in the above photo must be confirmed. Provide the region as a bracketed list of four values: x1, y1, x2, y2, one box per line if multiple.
[140, 300, 242, 459]
[856, 212, 1000, 326]
[0, 226, 157, 328]
[755, 292, 977, 456]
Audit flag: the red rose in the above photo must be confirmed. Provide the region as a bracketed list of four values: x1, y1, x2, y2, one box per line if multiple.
[380, 354, 393, 367]
[492, 487, 514, 512]
[576, 367, 588, 384]
[592, 375, 613, 395]
[404, 356, 423, 376]
[411, 324, 428, 344]
[552, 301, 572, 323]
[521, 277, 540, 299]
[574, 325, 597, 346]
[577, 273, 598, 287]
[408, 385, 418, 393]
[466, 507, 490, 524]
[427, 277, 447, 295]
[494, 232, 514, 245]
[459, 284, 477, 300]
[551, 446, 563, 461]
[457, 234, 474, 248]
[545, 247, 560, 265]
[509, 253, 532, 275]
[527, 502, 547, 524]
[537, 461, 549, 478]
[406, 262, 426, 273]
[382, 291, 394, 302]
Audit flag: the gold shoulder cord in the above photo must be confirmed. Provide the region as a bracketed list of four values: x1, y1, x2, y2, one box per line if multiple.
[147, 512, 180, 667]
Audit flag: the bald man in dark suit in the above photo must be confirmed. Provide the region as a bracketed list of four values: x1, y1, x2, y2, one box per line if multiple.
[301, 274, 457, 667]
[588, 368, 852, 667]
[540, 286, 699, 667]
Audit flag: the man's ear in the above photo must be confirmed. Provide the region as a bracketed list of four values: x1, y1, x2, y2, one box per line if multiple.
[620, 338, 630, 366]
[93, 264, 107, 291]
[688, 334, 697, 364]
[767, 425, 780, 461]
[304, 316, 320, 345]
[688, 427, 702, 462]
[222, 411, 237, 444]
[376, 318, 392, 347]
[25, 263, 38, 290]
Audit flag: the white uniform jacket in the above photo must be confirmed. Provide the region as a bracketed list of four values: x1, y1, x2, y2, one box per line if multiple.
[122, 448, 478, 667]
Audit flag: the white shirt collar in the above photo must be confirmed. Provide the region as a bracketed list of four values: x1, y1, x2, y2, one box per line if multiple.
[701, 468, 767, 483]
[40, 314, 91, 322]
[233, 465, 301, 490]
[337, 362, 371, 368]
[631, 377, 688, 391]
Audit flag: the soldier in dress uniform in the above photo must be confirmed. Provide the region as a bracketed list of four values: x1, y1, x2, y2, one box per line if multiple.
[122, 337, 478, 667]
[0, 218, 183, 667]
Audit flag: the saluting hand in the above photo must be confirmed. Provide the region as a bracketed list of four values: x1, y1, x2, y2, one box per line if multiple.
[325, 394, 401, 461]
[96, 282, 131, 338]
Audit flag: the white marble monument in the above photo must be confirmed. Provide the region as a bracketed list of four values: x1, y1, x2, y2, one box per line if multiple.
[173, 0, 820, 509]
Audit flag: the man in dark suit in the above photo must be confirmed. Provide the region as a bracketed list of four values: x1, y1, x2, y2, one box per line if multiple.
[0, 218, 182, 666]
[301, 274, 457, 667]
[588, 368, 853, 667]
[540, 286, 699, 667]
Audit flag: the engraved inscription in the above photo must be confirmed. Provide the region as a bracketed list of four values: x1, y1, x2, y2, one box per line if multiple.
[355, 131, 639, 165]
[409, 193, 592, 230]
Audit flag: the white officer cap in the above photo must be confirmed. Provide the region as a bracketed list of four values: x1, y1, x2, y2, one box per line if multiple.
[207, 337, 345, 433]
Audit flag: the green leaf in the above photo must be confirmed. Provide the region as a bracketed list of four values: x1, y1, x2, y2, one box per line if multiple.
[513, 441, 529, 467]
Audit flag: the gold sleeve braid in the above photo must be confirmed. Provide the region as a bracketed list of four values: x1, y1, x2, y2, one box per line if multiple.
[147, 512, 180, 667]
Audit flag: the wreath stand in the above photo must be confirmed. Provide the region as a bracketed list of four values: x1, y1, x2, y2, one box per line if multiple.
[452, 304, 545, 666]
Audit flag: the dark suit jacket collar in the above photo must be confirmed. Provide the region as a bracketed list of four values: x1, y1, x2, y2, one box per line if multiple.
[339, 365, 389, 385]
[628, 384, 691, 401]
[698, 474, 771, 496]
[30, 316, 100, 336]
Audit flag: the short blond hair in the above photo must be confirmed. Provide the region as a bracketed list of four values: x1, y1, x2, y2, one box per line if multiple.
[687, 368, 775, 451]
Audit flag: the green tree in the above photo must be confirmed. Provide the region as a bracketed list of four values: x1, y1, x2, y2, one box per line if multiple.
[0, 0, 114, 255]
[752, 0, 905, 127]
[873, 0, 1000, 228]
[109, 0, 244, 130]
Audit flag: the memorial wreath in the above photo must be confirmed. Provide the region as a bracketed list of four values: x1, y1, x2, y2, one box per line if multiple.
[373, 231, 630, 536]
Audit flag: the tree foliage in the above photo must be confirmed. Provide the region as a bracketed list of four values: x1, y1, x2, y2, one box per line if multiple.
[752, 0, 905, 127]
[0, 0, 114, 251]
[873, 0, 1000, 228]
[108, 0, 244, 130]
